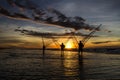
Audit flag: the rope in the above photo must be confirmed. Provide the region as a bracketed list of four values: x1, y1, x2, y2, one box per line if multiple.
[50, 36, 61, 48]
[82, 24, 102, 45]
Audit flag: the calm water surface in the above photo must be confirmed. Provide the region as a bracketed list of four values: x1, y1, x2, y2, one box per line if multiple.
[0, 49, 120, 80]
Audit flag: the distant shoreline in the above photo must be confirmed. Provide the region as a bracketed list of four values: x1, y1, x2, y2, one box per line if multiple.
[0, 47, 119, 54]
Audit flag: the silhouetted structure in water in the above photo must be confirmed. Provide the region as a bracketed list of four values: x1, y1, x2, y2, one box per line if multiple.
[42, 45, 46, 57]
[78, 41, 84, 55]
[41, 36, 46, 58]
[60, 43, 65, 57]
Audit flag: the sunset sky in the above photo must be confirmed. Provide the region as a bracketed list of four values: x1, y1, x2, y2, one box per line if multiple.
[0, 0, 120, 49]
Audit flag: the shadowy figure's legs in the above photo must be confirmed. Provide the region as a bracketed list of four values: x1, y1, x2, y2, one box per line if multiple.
[78, 55, 85, 80]
[61, 50, 64, 58]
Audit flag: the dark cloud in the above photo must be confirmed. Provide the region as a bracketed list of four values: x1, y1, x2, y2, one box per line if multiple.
[0, 6, 30, 20]
[15, 28, 60, 38]
[0, 0, 99, 31]
[12, 13, 30, 19]
[15, 28, 99, 39]
[92, 41, 111, 44]
[15, 28, 73, 38]
[0, 6, 11, 16]
[92, 40, 120, 44]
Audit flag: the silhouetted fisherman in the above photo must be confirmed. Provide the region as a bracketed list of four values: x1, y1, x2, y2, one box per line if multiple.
[78, 41, 84, 55]
[60, 43, 65, 57]
[42, 45, 46, 56]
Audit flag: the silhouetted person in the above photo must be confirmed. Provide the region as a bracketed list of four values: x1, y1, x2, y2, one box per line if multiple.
[60, 43, 65, 57]
[78, 41, 84, 54]
[42, 45, 46, 57]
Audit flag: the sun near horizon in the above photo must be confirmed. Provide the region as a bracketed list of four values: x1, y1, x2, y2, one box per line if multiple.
[65, 40, 75, 49]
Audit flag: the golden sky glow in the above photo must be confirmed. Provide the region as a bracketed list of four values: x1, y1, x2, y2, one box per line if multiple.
[0, 34, 120, 49]
[66, 40, 74, 49]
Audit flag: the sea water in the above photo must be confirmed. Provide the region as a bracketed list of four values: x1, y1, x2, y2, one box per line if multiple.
[0, 49, 120, 80]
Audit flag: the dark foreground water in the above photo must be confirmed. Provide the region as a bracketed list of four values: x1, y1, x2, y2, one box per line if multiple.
[0, 49, 120, 80]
